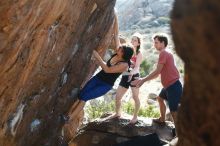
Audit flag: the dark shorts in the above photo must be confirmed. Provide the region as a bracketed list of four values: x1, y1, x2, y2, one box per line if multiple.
[119, 73, 139, 89]
[159, 80, 183, 112]
[79, 76, 112, 102]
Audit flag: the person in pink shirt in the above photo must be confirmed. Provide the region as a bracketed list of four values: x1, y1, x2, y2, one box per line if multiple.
[132, 34, 182, 135]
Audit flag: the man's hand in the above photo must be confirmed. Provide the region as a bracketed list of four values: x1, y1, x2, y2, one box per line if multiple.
[131, 78, 145, 88]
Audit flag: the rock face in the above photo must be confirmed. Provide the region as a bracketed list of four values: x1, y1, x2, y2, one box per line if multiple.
[171, 0, 220, 146]
[0, 0, 117, 146]
[70, 117, 173, 146]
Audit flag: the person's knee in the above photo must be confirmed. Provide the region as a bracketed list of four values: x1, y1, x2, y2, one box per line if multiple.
[169, 99, 180, 112]
[116, 99, 122, 106]
[115, 95, 122, 102]
[133, 96, 140, 103]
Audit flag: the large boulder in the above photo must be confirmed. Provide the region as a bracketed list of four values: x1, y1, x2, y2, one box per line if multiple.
[70, 117, 174, 146]
[0, 0, 117, 146]
[171, 0, 220, 146]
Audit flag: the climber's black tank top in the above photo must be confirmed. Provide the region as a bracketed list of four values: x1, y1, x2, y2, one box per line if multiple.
[96, 54, 127, 86]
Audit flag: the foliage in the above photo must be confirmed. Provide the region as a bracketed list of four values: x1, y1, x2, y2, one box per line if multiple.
[140, 59, 153, 77]
[85, 100, 160, 120]
[122, 101, 133, 114]
[157, 17, 170, 25]
[123, 102, 160, 118]
[138, 105, 160, 118]
[85, 100, 115, 119]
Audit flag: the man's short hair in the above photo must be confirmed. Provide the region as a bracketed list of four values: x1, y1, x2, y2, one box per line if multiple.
[153, 34, 168, 47]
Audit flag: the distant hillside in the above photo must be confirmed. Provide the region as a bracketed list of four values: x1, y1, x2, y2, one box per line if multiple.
[115, 0, 177, 59]
[115, 0, 174, 31]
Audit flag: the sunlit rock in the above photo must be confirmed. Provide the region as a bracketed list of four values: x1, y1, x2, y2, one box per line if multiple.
[0, 0, 117, 145]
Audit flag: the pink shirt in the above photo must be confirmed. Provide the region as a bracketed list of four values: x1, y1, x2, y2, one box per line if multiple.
[158, 50, 179, 88]
[131, 55, 137, 63]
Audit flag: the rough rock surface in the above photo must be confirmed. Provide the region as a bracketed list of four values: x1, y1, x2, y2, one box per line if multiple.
[69, 117, 174, 146]
[0, 0, 117, 146]
[171, 0, 220, 146]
